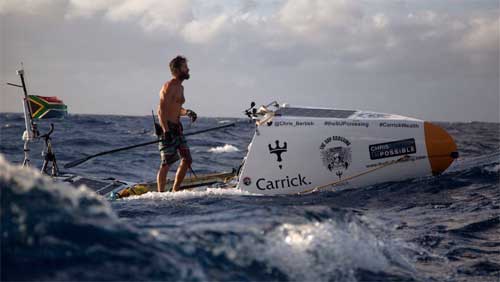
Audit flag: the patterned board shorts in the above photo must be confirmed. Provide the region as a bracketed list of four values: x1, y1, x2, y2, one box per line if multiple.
[158, 122, 192, 166]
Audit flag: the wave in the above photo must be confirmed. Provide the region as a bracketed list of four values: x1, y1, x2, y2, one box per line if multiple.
[208, 144, 239, 153]
[0, 156, 165, 281]
[255, 219, 416, 282]
[446, 151, 500, 173]
[1, 147, 499, 281]
[129, 205, 420, 282]
[0, 155, 418, 281]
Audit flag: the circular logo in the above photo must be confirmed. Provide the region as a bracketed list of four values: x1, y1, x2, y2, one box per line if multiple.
[319, 136, 352, 180]
[243, 177, 251, 186]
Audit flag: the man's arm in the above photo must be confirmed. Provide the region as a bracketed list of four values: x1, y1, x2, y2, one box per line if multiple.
[158, 84, 171, 133]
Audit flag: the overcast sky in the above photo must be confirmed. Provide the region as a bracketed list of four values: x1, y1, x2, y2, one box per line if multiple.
[1, 0, 499, 122]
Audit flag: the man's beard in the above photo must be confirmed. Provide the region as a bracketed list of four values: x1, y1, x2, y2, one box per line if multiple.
[179, 72, 190, 80]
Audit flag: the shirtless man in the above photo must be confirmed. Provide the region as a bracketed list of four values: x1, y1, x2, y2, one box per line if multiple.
[157, 56, 197, 192]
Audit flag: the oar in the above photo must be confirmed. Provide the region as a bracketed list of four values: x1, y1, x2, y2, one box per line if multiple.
[64, 122, 236, 169]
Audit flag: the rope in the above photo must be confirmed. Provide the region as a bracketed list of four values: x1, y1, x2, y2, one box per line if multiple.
[299, 155, 411, 195]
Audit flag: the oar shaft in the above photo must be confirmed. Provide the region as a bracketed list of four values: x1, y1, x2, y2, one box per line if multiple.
[99, 122, 235, 155]
[64, 122, 235, 169]
[184, 123, 233, 136]
[92, 140, 159, 158]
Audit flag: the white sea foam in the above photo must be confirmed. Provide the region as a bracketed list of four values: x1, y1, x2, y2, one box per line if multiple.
[208, 144, 239, 153]
[121, 186, 256, 201]
[447, 152, 500, 173]
[0, 154, 115, 219]
[254, 219, 416, 282]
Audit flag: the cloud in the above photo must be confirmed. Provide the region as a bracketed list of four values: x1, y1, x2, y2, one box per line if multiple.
[459, 17, 499, 52]
[65, 0, 119, 19]
[277, 0, 364, 40]
[2, 0, 497, 73]
[65, 0, 194, 33]
[373, 14, 389, 29]
[182, 14, 228, 43]
[107, 0, 193, 32]
[3, 0, 497, 60]
[0, 0, 66, 15]
[1, 0, 498, 121]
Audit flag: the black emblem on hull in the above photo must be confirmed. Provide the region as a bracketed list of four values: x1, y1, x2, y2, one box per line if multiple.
[269, 140, 287, 169]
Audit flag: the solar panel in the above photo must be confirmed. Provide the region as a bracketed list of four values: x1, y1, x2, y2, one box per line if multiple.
[275, 107, 356, 119]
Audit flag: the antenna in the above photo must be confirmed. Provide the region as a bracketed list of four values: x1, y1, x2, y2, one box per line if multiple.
[151, 110, 162, 137]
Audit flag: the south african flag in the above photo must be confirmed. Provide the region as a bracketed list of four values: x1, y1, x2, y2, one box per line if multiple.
[28, 95, 68, 119]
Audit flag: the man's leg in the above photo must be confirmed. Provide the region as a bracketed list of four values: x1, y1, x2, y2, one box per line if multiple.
[157, 133, 178, 192]
[157, 164, 169, 192]
[172, 146, 192, 192]
[172, 159, 189, 192]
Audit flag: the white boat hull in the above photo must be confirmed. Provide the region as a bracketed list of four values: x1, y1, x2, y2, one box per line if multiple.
[237, 106, 457, 195]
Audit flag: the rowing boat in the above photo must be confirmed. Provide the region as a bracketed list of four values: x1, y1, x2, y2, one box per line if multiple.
[7, 68, 458, 197]
[109, 102, 458, 197]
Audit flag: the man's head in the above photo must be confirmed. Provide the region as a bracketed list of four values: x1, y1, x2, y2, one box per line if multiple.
[169, 55, 190, 81]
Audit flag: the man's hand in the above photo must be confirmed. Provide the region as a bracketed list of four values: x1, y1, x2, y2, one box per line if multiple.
[186, 109, 197, 123]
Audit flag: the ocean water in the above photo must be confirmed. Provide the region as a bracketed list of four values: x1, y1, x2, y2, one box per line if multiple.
[1, 113, 499, 282]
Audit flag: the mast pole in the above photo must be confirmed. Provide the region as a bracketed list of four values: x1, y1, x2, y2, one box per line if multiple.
[17, 68, 38, 167]
[18, 69, 36, 138]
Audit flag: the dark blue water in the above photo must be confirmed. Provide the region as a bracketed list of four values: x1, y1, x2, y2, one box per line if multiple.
[1, 113, 499, 282]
